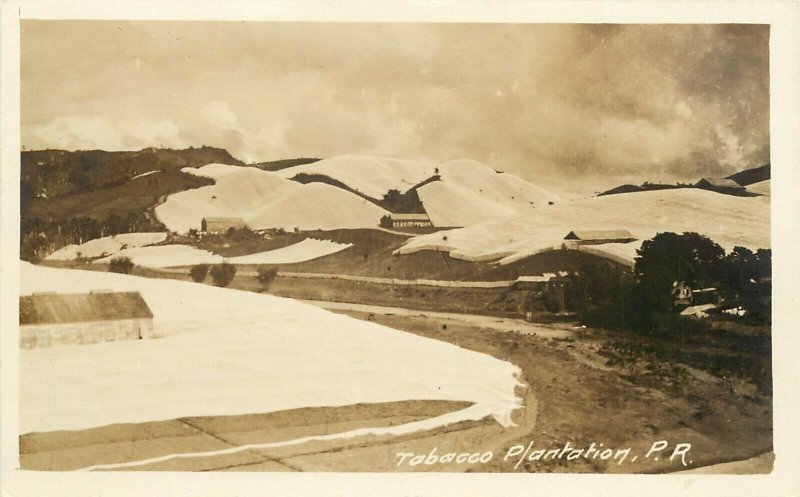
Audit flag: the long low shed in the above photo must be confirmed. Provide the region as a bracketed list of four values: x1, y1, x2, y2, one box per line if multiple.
[19, 291, 158, 349]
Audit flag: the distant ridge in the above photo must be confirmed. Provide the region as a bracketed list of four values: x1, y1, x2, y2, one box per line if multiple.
[597, 163, 771, 197]
[726, 163, 770, 186]
[253, 158, 321, 172]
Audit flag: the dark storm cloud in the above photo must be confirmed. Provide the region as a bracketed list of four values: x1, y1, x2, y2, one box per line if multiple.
[21, 22, 769, 194]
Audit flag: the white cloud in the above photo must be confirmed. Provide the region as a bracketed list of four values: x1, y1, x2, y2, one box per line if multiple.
[32, 117, 126, 151]
[200, 101, 238, 130]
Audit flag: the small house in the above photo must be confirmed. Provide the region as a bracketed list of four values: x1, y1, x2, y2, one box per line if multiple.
[695, 178, 745, 194]
[201, 217, 247, 234]
[564, 230, 636, 246]
[672, 281, 693, 307]
[512, 274, 553, 291]
[388, 213, 433, 229]
[19, 291, 156, 349]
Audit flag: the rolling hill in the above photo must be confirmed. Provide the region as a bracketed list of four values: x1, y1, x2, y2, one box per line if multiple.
[598, 164, 770, 198]
[21, 146, 241, 203]
[417, 159, 562, 226]
[276, 154, 438, 199]
[155, 164, 390, 233]
[276, 155, 562, 227]
[396, 188, 770, 265]
[23, 147, 767, 271]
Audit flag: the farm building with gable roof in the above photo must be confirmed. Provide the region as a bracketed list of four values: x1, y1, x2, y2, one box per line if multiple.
[201, 217, 247, 234]
[19, 291, 157, 349]
[388, 213, 433, 228]
[695, 178, 745, 194]
[564, 230, 637, 245]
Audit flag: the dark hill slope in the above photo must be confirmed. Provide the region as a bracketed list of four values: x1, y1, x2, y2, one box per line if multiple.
[21, 146, 241, 202]
[598, 163, 770, 197]
[24, 170, 212, 222]
[253, 158, 320, 171]
[726, 164, 770, 186]
[20, 146, 240, 260]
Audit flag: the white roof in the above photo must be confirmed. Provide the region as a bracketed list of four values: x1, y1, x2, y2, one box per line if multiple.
[389, 213, 430, 221]
[516, 275, 551, 283]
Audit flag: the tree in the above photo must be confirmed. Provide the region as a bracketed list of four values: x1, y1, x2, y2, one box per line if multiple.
[634, 232, 726, 314]
[256, 265, 279, 291]
[189, 263, 210, 283]
[210, 262, 237, 287]
[109, 256, 134, 274]
[379, 214, 392, 229]
[722, 246, 758, 298]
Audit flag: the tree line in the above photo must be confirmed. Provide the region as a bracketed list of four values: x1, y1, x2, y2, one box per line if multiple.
[21, 214, 162, 261]
[555, 232, 771, 333]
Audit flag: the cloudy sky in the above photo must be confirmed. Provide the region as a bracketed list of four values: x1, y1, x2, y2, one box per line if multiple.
[21, 21, 769, 195]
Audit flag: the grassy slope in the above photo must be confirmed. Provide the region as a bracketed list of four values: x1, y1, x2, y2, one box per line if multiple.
[22, 147, 241, 223]
[25, 171, 212, 222]
[186, 229, 622, 281]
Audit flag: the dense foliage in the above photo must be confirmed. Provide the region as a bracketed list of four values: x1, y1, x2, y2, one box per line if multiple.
[109, 256, 134, 274]
[21, 214, 160, 262]
[210, 263, 237, 287]
[189, 264, 210, 283]
[561, 232, 771, 334]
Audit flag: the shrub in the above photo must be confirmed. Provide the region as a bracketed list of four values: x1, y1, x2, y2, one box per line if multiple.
[189, 263, 210, 283]
[109, 256, 134, 274]
[210, 263, 237, 287]
[256, 265, 279, 291]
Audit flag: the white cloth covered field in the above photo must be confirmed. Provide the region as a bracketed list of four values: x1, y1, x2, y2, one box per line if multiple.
[19, 262, 523, 435]
[91, 238, 352, 268]
[45, 233, 168, 261]
[93, 244, 223, 268]
[396, 188, 770, 265]
[226, 238, 352, 265]
[156, 164, 389, 233]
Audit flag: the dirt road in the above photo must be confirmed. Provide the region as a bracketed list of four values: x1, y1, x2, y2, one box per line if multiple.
[298, 299, 573, 339]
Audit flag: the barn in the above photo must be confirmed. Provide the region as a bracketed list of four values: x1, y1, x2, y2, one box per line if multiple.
[19, 291, 156, 349]
[388, 213, 433, 228]
[564, 229, 636, 246]
[201, 217, 247, 234]
[695, 178, 745, 194]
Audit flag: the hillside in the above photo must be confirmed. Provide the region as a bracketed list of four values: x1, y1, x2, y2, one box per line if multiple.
[24, 169, 212, 222]
[727, 164, 770, 186]
[276, 154, 438, 198]
[277, 155, 561, 226]
[417, 159, 561, 226]
[598, 183, 688, 196]
[155, 164, 390, 233]
[20, 147, 243, 260]
[21, 146, 241, 202]
[598, 163, 771, 197]
[396, 188, 770, 265]
[747, 179, 771, 197]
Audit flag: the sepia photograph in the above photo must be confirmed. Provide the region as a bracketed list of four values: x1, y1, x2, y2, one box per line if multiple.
[2, 2, 800, 496]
